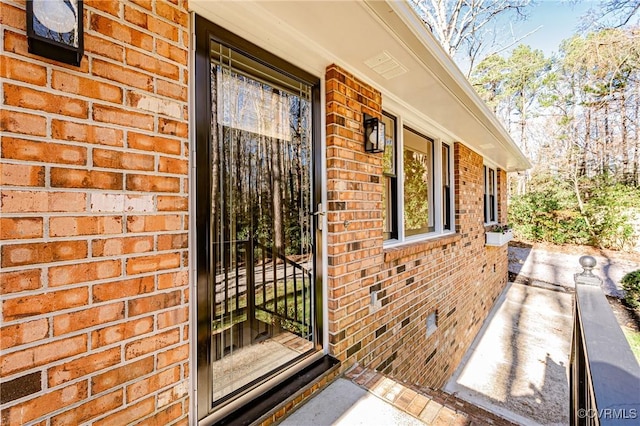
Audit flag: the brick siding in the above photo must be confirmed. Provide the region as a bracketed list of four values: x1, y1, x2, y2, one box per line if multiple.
[325, 65, 508, 389]
[0, 1, 190, 424]
[1, 2, 512, 421]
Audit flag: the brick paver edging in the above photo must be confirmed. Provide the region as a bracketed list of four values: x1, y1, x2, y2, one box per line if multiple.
[345, 364, 518, 426]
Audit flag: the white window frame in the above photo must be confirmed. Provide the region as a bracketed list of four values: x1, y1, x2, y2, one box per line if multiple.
[483, 164, 498, 224]
[383, 111, 455, 247]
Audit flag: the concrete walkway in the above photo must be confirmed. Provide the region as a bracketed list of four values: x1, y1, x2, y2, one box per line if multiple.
[445, 282, 573, 426]
[508, 245, 639, 297]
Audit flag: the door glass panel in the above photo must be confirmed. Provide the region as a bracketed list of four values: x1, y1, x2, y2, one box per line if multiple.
[209, 43, 315, 403]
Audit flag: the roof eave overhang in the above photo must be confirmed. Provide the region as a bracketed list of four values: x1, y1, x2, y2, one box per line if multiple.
[190, 0, 532, 172]
[377, 1, 532, 171]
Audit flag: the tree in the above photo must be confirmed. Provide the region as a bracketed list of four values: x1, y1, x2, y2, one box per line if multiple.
[459, 1, 640, 248]
[471, 45, 550, 156]
[472, 28, 640, 186]
[502, 45, 550, 156]
[410, 0, 532, 75]
[507, 28, 640, 248]
[554, 29, 640, 183]
[470, 53, 508, 114]
[582, 0, 640, 29]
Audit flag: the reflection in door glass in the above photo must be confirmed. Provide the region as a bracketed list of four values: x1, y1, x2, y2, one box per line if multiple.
[209, 46, 315, 402]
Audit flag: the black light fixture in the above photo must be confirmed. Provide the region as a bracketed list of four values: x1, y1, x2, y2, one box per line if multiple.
[27, 0, 84, 67]
[363, 113, 386, 153]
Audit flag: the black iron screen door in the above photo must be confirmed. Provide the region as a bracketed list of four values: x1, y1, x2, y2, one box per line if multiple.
[195, 16, 322, 422]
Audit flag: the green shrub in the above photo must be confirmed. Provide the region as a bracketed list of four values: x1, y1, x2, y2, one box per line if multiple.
[621, 270, 640, 308]
[582, 182, 638, 250]
[508, 178, 590, 245]
[508, 175, 639, 250]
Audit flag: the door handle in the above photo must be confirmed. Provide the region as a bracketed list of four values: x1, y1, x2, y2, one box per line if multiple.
[312, 203, 325, 216]
[312, 204, 325, 230]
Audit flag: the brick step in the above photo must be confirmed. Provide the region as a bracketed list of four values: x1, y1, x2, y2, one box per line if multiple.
[345, 364, 518, 426]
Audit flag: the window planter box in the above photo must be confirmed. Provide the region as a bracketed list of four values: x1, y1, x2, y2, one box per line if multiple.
[485, 229, 513, 247]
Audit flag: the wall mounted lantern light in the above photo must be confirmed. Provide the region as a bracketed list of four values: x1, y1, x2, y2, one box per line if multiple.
[27, 0, 84, 66]
[363, 113, 386, 153]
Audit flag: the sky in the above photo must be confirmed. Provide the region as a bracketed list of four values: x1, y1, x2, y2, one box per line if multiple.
[507, 0, 596, 56]
[451, 1, 600, 72]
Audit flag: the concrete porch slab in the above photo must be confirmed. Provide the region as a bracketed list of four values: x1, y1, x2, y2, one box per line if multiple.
[279, 364, 517, 425]
[279, 378, 424, 425]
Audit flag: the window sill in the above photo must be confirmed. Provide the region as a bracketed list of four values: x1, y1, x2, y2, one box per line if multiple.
[383, 233, 461, 263]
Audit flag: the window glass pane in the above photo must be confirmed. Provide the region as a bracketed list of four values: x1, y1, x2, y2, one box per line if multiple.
[483, 166, 488, 223]
[442, 144, 451, 230]
[382, 114, 395, 175]
[382, 175, 394, 239]
[382, 113, 396, 240]
[484, 166, 497, 223]
[490, 195, 496, 222]
[403, 129, 434, 236]
[442, 145, 450, 187]
[489, 168, 495, 194]
[489, 168, 496, 221]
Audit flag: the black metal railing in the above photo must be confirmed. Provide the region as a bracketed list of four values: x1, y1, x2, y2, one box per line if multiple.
[570, 256, 640, 425]
[212, 240, 251, 325]
[253, 241, 312, 337]
[212, 239, 312, 338]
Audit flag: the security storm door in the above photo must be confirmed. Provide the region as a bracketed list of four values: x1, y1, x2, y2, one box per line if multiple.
[195, 17, 322, 422]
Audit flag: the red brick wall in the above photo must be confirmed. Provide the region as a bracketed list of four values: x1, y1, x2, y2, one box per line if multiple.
[325, 65, 508, 389]
[0, 1, 190, 424]
[325, 64, 385, 363]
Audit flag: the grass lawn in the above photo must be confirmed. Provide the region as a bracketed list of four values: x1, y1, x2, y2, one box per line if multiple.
[622, 327, 640, 363]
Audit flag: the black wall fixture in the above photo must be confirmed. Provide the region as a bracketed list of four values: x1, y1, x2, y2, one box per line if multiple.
[27, 0, 84, 66]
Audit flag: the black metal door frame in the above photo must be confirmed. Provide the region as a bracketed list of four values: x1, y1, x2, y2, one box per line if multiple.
[194, 14, 323, 422]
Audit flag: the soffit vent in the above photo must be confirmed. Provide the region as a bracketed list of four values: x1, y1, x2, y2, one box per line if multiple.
[365, 51, 407, 80]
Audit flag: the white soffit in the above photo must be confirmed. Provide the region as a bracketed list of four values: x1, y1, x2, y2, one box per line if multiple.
[189, 0, 531, 172]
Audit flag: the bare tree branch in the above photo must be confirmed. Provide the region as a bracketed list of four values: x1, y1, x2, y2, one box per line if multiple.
[579, 0, 640, 29]
[411, 0, 533, 73]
